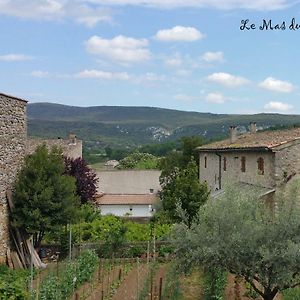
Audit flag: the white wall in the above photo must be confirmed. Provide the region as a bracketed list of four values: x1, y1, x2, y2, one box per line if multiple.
[99, 204, 154, 218]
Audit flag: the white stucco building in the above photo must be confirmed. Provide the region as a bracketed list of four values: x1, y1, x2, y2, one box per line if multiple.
[95, 170, 161, 219]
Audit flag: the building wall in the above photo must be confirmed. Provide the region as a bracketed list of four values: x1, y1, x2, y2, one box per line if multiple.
[99, 204, 155, 218]
[0, 95, 27, 264]
[26, 138, 82, 159]
[199, 151, 276, 192]
[96, 170, 161, 194]
[274, 141, 300, 185]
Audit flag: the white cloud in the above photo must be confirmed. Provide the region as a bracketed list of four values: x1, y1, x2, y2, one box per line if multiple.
[264, 101, 293, 112]
[143, 73, 166, 81]
[202, 51, 224, 63]
[259, 77, 294, 93]
[30, 70, 50, 78]
[165, 53, 182, 67]
[74, 69, 130, 80]
[174, 94, 195, 102]
[205, 92, 225, 104]
[0, 53, 33, 61]
[0, 1, 113, 27]
[207, 72, 249, 87]
[0, 1, 291, 28]
[155, 26, 204, 42]
[85, 35, 150, 64]
[87, 0, 293, 10]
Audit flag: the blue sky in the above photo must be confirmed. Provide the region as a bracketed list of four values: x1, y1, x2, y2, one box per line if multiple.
[1, 0, 300, 114]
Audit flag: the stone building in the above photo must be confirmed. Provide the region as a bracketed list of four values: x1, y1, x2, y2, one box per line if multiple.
[26, 134, 82, 159]
[0, 92, 82, 264]
[197, 123, 300, 198]
[0, 93, 27, 264]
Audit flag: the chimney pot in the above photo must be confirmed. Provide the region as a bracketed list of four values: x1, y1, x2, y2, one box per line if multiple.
[229, 126, 237, 143]
[69, 133, 77, 144]
[250, 122, 257, 134]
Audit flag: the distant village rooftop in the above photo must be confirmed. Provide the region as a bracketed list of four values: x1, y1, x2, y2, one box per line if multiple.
[197, 125, 300, 152]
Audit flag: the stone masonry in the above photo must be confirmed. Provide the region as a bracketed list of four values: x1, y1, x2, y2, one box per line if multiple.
[26, 135, 82, 159]
[0, 93, 82, 265]
[0, 93, 27, 264]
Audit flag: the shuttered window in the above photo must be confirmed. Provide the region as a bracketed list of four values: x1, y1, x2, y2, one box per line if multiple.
[241, 156, 246, 172]
[257, 157, 264, 175]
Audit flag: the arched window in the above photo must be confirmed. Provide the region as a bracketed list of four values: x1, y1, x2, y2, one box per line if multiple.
[223, 157, 227, 171]
[241, 156, 246, 172]
[204, 156, 207, 168]
[257, 157, 264, 175]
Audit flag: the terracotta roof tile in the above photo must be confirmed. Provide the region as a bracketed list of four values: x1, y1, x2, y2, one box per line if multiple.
[95, 194, 158, 205]
[197, 127, 300, 151]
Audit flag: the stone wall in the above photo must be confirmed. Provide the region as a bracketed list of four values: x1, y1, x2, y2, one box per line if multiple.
[199, 151, 276, 192]
[0, 94, 27, 264]
[26, 136, 82, 159]
[274, 140, 300, 185]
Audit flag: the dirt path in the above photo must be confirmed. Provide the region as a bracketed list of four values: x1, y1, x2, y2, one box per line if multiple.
[112, 264, 148, 300]
[77, 261, 129, 300]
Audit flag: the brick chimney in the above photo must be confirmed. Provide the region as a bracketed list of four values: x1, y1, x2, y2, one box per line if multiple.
[250, 122, 257, 134]
[229, 126, 237, 143]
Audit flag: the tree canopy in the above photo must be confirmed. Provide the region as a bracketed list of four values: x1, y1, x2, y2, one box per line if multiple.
[159, 159, 209, 226]
[64, 157, 98, 204]
[174, 182, 300, 300]
[12, 145, 79, 248]
[157, 136, 208, 225]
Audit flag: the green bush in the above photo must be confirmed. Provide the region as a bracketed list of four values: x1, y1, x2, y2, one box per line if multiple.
[203, 268, 227, 300]
[283, 287, 300, 300]
[0, 265, 29, 300]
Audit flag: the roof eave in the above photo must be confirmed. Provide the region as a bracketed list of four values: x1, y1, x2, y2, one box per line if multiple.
[197, 147, 272, 152]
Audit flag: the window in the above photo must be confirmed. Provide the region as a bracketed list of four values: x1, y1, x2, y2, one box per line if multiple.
[241, 156, 246, 172]
[223, 157, 227, 171]
[257, 157, 264, 175]
[204, 156, 207, 168]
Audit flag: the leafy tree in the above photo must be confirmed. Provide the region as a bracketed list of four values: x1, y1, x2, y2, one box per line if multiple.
[174, 182, 300, 300]
[117, 152, 159, 169]
[180, 136, 203, 165]
[160, 160, 209, 226]
[12, 145, 79, 248]
[64, 157, 98, 204]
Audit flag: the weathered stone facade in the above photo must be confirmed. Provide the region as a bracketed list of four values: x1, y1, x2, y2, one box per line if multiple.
[0, 93, 27, 264]
[0, 93, 83, 265]
[26, 136, 82, 159]
[199, 151, 276, 192]
[198, 125, 300, 194]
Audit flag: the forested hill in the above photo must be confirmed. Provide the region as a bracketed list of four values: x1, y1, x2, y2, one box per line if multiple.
[27, 102, 300, 149]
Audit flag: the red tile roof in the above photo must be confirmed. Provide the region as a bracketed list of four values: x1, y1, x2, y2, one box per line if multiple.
[95, 194, 158, 205]
[197, 127, 300, 151]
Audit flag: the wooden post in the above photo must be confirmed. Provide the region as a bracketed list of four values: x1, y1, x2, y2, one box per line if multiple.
[159, 277, 163, 300]
[136, 257, 140, 299]
[119, 268, 122, 281]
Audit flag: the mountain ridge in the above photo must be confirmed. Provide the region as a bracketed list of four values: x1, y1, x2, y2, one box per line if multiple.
[27, 103, 300, 149]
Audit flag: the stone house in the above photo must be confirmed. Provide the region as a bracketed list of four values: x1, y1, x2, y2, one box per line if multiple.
[197, 123, 300, 198]
[0, 92, 82, 264]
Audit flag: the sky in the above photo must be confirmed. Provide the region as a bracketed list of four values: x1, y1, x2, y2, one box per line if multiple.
[1, 0, 300, 114]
